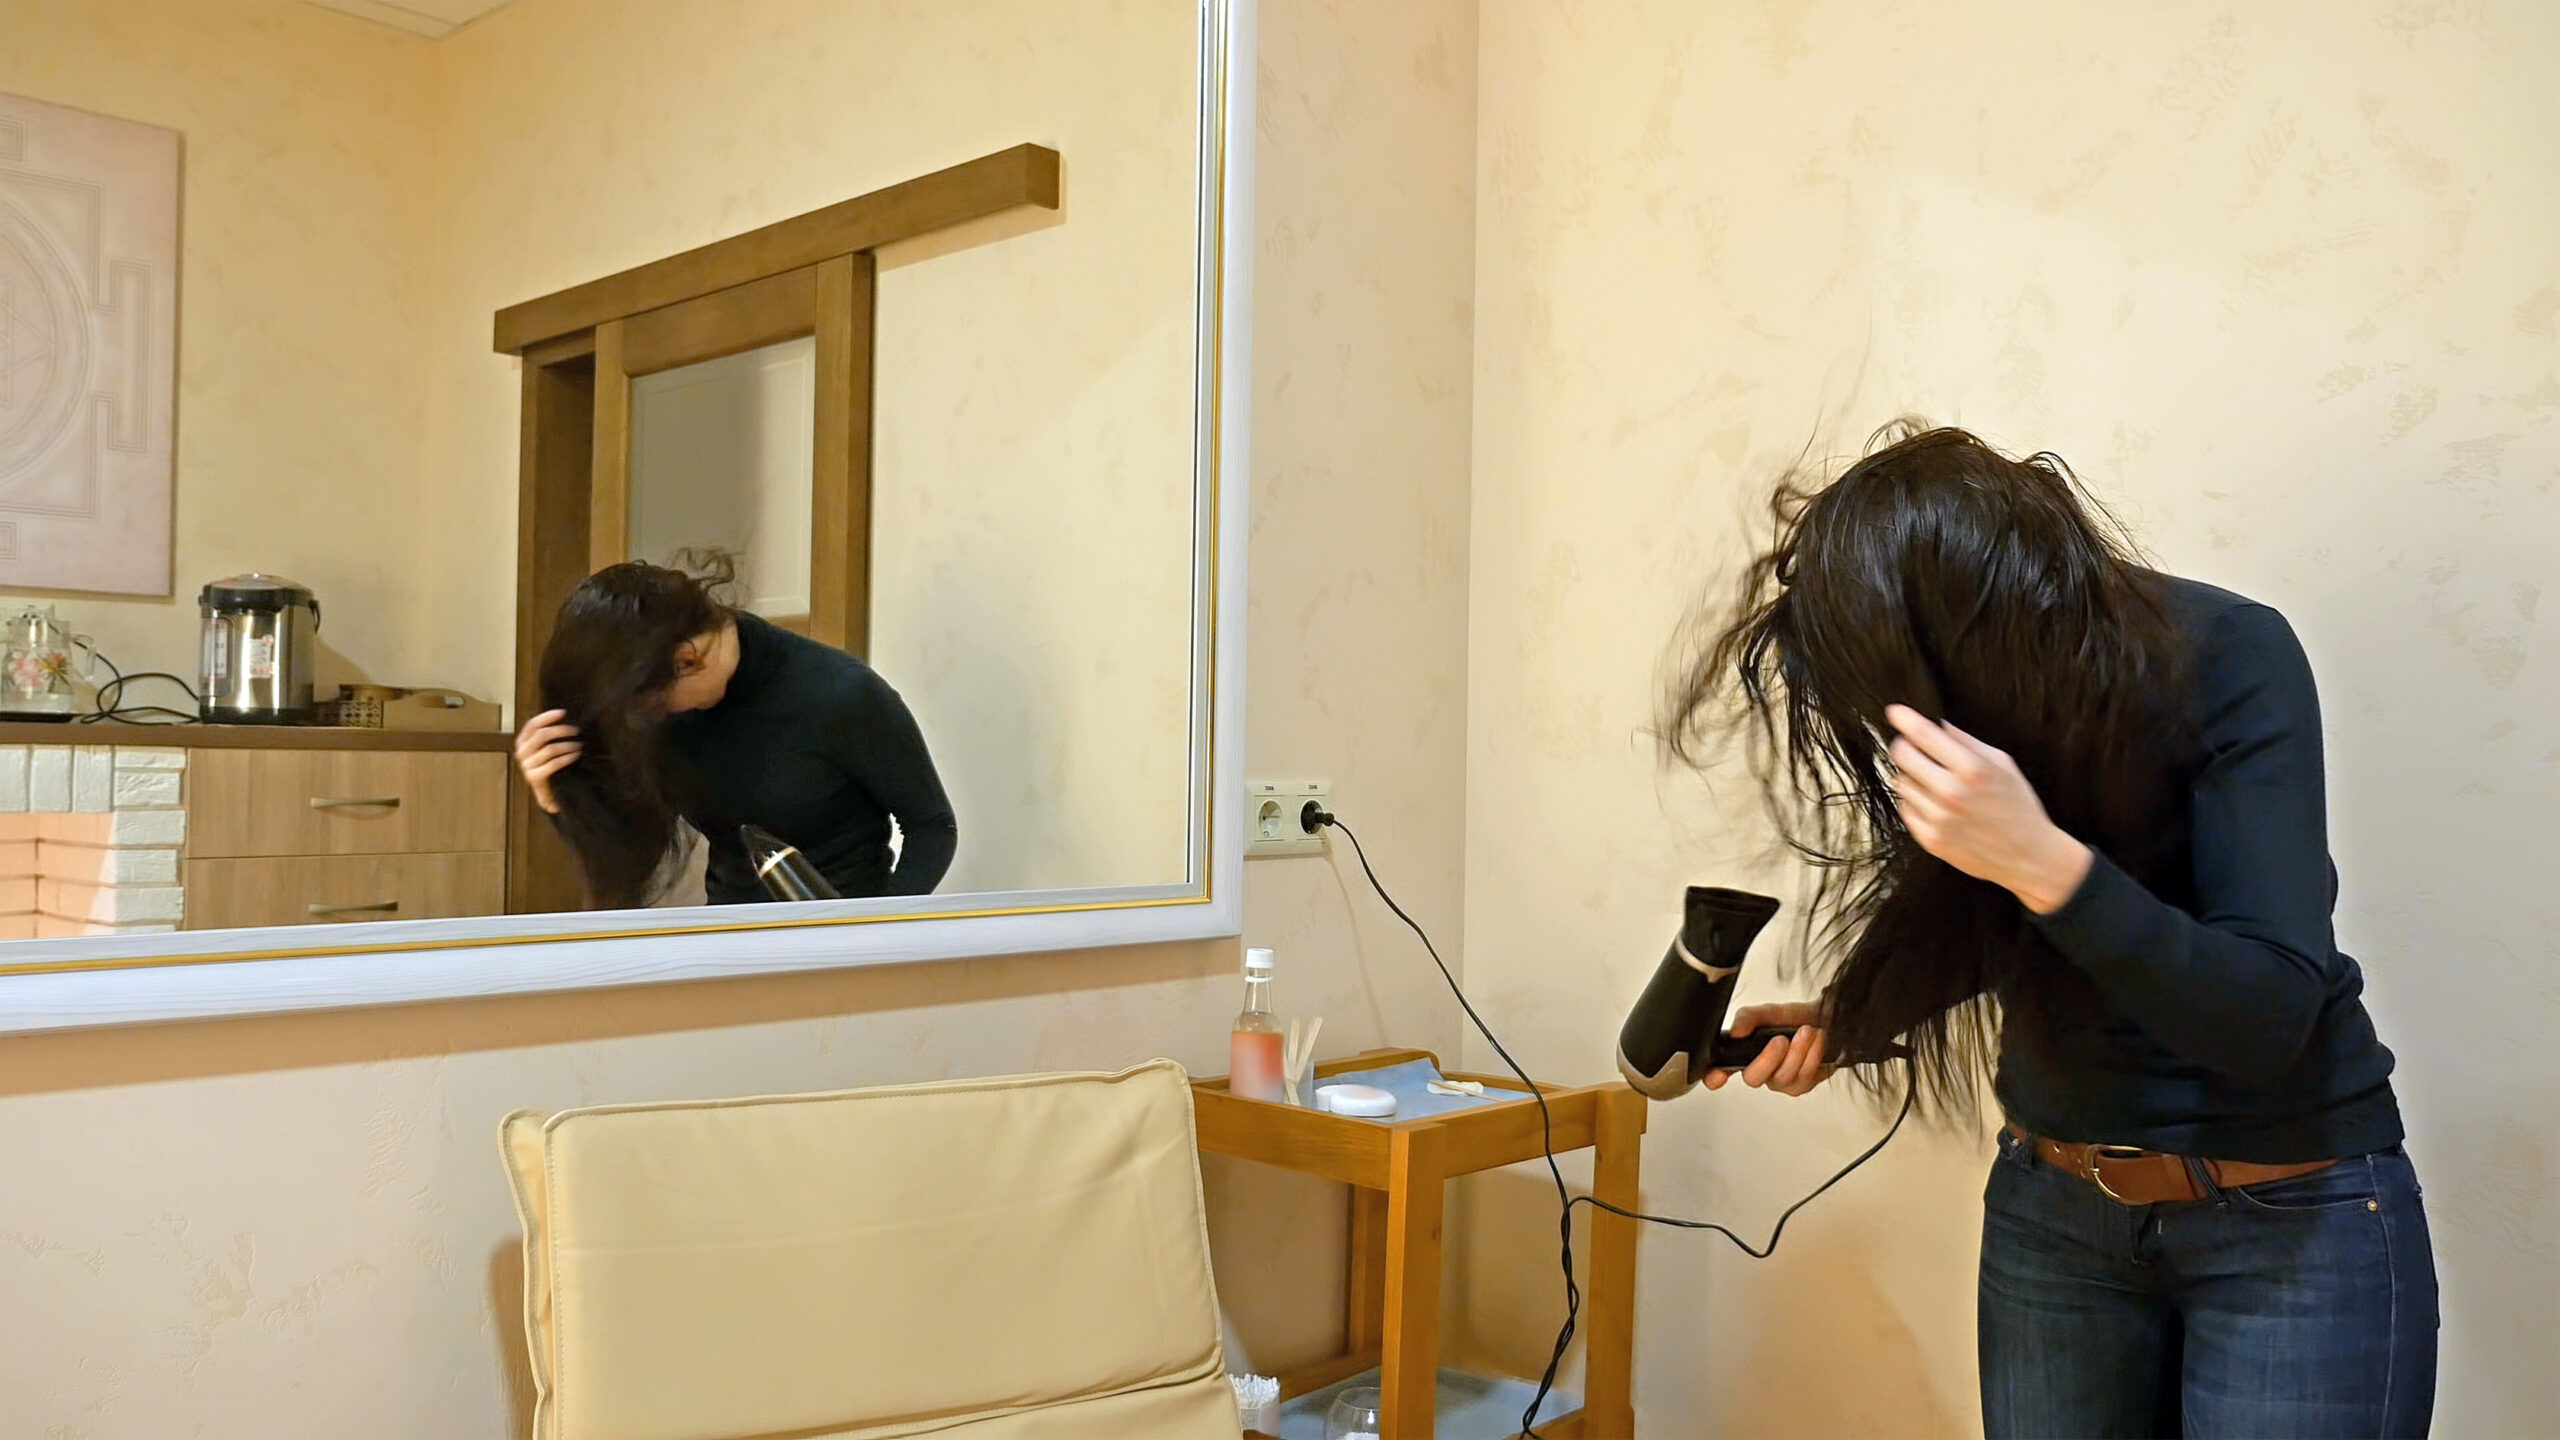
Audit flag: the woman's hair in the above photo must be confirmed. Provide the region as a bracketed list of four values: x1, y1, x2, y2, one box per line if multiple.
[1662, 422, 2192, 1122]
[537, 556, 735, 909]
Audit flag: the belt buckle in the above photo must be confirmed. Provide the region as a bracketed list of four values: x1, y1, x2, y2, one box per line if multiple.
[2083, 1144, 2154, 1203]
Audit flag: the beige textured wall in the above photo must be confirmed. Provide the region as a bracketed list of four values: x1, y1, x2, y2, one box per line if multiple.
[1460, 2, 2557, 1435]
[0, 0, 440, 694]
[866, 1, 1200, 893]
[1219, 0, 1479, 1380]
[0, 0, 1479, 1433]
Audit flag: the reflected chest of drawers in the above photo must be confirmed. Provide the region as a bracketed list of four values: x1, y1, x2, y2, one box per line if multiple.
[0, 723, 512, 938]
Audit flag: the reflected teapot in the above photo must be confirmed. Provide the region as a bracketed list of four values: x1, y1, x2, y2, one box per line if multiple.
[0, 605, 97, 720]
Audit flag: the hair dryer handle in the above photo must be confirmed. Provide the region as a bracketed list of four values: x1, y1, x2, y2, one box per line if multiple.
[1707, 1027, 1791, 1071]
[1706, 1026, 1909, 1071]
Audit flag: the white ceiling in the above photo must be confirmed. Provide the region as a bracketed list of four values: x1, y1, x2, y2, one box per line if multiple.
[301, 0, 516, 39]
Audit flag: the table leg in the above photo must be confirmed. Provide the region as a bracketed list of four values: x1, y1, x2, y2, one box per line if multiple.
[1582, 1087, 1647, 1438]
[1348, 1184, 1390, 1354]
[1382, 1122, 1448, 1439]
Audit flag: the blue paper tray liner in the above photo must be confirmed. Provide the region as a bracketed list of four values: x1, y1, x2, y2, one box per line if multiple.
[1299, 1057, 1520, 1121]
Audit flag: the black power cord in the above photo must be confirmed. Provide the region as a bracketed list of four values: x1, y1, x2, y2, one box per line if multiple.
[73, 647, 202, 725]
[1305, 802, 1914, 1439]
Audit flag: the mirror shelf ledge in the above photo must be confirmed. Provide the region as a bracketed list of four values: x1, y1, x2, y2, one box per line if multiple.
[0, 884, 1243, 1035]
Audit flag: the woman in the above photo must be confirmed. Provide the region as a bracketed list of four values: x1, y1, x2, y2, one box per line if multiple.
[515, 559, 957, 907]
[1666, 424, 2435, 1437]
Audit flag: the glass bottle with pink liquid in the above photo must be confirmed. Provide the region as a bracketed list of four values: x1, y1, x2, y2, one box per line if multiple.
[1230, 948, 1284, 1101]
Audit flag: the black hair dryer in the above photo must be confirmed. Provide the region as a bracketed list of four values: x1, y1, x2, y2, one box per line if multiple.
[741, 824, 841, 902]
[1615, 886, 1790, 1100]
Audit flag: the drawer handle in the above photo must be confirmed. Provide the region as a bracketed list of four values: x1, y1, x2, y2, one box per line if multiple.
[308, 901, 401, 917]
[309, 796, 402, 811]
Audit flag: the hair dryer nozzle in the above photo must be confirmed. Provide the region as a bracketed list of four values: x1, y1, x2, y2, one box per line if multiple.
[741, 824, 841, 902]
[1615, 887, 1782, 1099]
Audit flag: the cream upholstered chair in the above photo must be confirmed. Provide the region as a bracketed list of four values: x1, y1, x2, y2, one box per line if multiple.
[499, 1060, 1240, 1439]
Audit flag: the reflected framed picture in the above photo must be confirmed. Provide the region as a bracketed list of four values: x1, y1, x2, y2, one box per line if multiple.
[0, 91, 179, 597]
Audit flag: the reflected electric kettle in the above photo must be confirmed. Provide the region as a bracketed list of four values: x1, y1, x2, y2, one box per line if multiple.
[199, 574, 322, 724]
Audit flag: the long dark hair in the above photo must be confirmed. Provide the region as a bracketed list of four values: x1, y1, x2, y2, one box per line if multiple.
[1662, 422, 2192, 1121]
[538, 557, 735, 909]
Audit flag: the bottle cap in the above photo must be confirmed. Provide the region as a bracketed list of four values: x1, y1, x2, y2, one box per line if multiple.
[1244, 947, 1275, 973]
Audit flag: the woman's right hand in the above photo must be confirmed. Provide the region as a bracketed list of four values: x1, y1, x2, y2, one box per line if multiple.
[514, 708, 580, 815]
[1703, 1002, 1834, 1098]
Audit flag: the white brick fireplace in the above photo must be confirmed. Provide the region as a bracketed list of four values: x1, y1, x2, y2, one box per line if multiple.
[0, 745, 189, 939]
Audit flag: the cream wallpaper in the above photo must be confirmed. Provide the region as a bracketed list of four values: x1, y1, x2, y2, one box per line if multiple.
[1459, 1, 2556, 1436]
[864, 1, 1199, 893]
[0, 1, 1481, 1433]
[0, 0, 441, 696]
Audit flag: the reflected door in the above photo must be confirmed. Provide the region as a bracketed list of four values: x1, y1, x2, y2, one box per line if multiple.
[589, 258, 876, 652]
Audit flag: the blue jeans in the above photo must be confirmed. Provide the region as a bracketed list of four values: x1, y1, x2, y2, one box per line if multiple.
[1979, 1128, 2438, 1438]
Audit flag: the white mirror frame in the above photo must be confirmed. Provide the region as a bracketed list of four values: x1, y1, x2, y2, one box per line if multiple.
[0, 0, 1255, 1035]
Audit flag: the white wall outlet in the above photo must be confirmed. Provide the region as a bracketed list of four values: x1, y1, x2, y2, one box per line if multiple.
[1245, 780, 1330, 858]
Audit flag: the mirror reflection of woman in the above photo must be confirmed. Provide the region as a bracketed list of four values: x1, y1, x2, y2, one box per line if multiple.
[514, 559, 957, 907]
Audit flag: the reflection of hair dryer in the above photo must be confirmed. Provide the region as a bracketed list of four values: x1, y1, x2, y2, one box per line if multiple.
[741, 824, 840, 901]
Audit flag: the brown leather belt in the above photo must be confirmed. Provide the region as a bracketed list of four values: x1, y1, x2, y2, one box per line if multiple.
[2006, 1125, 2340, 1205]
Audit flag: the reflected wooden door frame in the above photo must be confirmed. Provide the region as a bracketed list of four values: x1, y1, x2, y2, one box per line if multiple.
[494, 145, 1061, 913]
[586, 261, 863, 644]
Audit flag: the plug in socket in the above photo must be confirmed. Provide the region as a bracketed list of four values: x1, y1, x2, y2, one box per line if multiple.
[1246, 780, 1329, 858]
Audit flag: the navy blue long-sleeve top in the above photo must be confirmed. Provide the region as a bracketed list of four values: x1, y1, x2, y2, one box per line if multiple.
[1996, 578, 2403, 1164]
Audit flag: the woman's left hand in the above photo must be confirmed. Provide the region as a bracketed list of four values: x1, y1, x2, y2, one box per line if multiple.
[1884, 704, 2092, 915]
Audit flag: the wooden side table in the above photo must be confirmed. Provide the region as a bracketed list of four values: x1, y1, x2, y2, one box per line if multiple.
[1193, 1048, 1647, 1439]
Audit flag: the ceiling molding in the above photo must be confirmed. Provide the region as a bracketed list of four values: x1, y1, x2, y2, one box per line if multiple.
[300, 0, 515, 39]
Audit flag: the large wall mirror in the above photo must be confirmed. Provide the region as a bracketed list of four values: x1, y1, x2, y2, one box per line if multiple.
[0, 0, 1251, 1030]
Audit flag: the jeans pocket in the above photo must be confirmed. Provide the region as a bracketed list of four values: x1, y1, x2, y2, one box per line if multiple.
[2227, 1155, 2383, 1214]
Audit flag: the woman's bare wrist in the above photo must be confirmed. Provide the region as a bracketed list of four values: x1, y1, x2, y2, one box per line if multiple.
[2015, 831, 2093, 916]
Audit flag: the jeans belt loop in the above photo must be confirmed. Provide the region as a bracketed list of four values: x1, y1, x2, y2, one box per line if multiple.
[2182, 1153, 2228, 1205]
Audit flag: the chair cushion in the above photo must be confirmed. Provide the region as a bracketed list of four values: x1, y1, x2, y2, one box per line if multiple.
[499, 1060, 1236, 1440]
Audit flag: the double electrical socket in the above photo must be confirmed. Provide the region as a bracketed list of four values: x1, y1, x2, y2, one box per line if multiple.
[1245, 779, 1330, 858]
